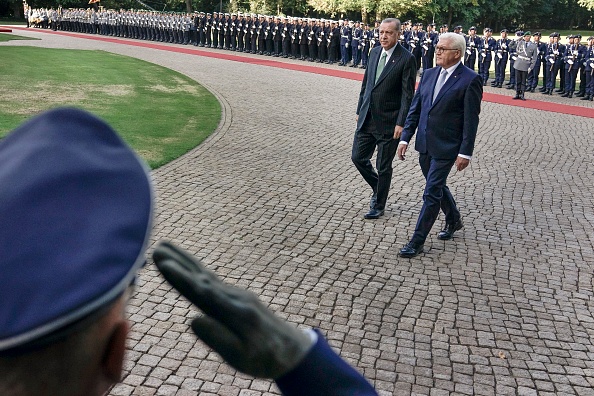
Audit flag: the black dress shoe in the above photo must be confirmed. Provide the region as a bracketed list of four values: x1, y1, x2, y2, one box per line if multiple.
[437, 219, 463, 240]
[364, 208, 384, 219]
[399, 242, 424, 258]
[576, 92, 585, 97]
[513, 94, 521, 100]
[561, 92, 569, 97]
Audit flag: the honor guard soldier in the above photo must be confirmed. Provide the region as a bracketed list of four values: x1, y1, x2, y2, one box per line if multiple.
[575, 35, 588, 97]
[492, 29, 510, 88]
[561, 34, 584, 98]
[315, 19, 326, 62]
[350, 21, 362, 67]
[290, 18, 300, 58]
[205, 12, 212, 47]
[339, 19, 351, 66]
[265, 16, 274, 55]
[250, 14, 258, 53]
[256, 15, 265, 54]
[512, 31, 538, 100]
[328, 20, 340, 64]
[211, 12, 219, 48]
[299, 18, 309, 60]
[506, 30, 523, 89]
[543, 32, 565, 95]
[465, 26, 480, 71]
[581, 36, 594, 101]
[229, 13, 238, 51]
[273, 16, 282, 56]
[408, 23, 422, 71]
[372, 20, 381, 48]
[420, 23, 436, 73]
[527, 32, 547, 92]
[281, 16, 291, 57]
[478, 28, 496, 85]
[360, 23, 371, 68]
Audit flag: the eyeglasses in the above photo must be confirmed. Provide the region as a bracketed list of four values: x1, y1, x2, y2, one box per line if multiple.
[435, 47, 459, 53]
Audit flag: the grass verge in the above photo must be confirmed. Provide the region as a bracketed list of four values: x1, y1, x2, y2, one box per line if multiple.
[0, 46, 220, 168]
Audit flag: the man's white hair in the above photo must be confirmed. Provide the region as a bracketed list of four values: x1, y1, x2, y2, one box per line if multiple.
[438, 32, 466, 54]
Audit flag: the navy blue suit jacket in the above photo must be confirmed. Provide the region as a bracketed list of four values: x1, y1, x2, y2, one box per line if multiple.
[275, 330, 377, 396]
[401, 63, 482, 159]
[356, 43, 417, 134]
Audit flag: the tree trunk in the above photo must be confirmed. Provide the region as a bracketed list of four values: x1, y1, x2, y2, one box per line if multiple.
[361, 9, 368, 25]
[185, 0, 192, 12]
[447, 7, 453, 27]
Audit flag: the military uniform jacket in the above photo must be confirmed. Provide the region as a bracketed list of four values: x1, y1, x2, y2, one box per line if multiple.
[584, 46, 594, 71]
[479, 37, 496, 61]
[563, 44, 585, 69]
[513, 40, 538, 71]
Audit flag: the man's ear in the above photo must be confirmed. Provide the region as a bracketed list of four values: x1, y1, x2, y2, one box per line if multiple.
[101, 320, 129, 383]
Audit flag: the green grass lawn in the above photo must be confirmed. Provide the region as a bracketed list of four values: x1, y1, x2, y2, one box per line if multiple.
[0, 47, 220, 168]
[0, 32, 39, 41]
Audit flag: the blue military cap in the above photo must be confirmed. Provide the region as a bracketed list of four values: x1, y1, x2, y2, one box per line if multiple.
[0, 108, 153, 353]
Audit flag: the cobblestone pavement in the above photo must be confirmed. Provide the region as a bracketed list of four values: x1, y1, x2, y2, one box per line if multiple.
[3, 29, 594, 396]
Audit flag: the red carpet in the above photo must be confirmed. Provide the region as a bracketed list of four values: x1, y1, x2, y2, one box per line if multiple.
[4, 26, 594, 119]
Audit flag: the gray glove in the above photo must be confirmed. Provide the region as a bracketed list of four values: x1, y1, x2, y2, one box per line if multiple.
[152, 241, 313, 379]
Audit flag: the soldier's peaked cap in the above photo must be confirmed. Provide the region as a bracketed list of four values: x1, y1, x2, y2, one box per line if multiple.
[0, 108, 153, 353]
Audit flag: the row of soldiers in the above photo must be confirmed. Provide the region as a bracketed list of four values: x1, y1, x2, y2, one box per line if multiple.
[25, 7, 594, 99]
[457, 26, 594, 100]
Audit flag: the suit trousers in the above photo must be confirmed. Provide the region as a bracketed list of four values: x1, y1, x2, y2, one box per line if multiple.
[351, 117, 398, 211]
[410, 153, 459, 245]
[515, 69, 528, 94]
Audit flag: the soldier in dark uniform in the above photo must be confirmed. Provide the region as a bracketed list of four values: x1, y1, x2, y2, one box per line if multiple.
[575, 35, 587, 97]
[237, 13, 245, 52]
[218, 13, 226, 49]
[229, 13, 238, 51]
[315, 19, 327, 63]
[581, 36, 594, 101]
[265, 16, 274, 55]
[543, 32, 565, 95]
[538, 33, 554, 92]
[561, 35, 584, 98]
[372, 20, 381, 48]
[465, 26, 480, 71]
[305, 19, 315, 61]
[478, 28, 496, 85]
[527, 32, 547, 92]
[205, 12, 212, 47]
[506, 31, 522, 89]
[328, 20, 339, 64]
[250, 14, 258, 53]
[339, 19, 351, 66]
[359, 23, 371, 68]
[408, 23, 422, 71]
[492, 29, 510, 88]
[197, 12, 206, 46]
[257, 15, 266, 54]
[212, 12, 219, 48]
[350, 21, 362, 67]
[281, 16, 291, 57]
[273, 16, 282, 56]
[290, 18, 300, 59]
[420, 23, 436, 74]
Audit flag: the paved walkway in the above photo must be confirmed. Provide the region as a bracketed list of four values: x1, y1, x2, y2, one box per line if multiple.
[3, 28, 594, 396]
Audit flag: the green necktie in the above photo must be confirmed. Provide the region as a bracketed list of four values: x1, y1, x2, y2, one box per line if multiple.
[375, 52, 387, 84]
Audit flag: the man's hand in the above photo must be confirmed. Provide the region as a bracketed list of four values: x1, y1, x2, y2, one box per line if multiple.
[153, 241, 313, 379]
[455, 156, 470, 171]
[356, 114, 358, 123]
[397, 142, 407, 160]
[393, 125, 403, 140]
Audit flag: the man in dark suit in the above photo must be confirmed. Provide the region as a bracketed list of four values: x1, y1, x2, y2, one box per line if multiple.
[397, 32, 483, 258]
[352, 18, 417, 219]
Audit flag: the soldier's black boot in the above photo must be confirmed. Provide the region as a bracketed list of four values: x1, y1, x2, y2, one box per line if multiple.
[576, 91, 585, 97]
[513, 91, 521, 100]
[580, 94, 591, 100]
[568, 92, 573, 98]
[520, 91, 526, 100]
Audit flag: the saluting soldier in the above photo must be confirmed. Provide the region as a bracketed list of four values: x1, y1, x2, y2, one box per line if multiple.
[478, 28, 496, 85]
[527, 32, 547, 92]
[581, 36, 594, 101]
[512, 31, 538, 100]
[465, 26, 480, 71]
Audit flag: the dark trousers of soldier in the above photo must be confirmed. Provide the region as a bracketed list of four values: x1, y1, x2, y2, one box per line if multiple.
[300, 43, 308, 59]
[564, 67, 579, 94]
[527, 58, 542, 89]
[251, 35, 257, 53]
[199, 29, 205, 46]
[465, 52, 476, 71]
[183, 30, 189, 44]
[478, 59, 491, 84]
[212, 29, 219, 47]
[282, 39, 290, 57]
[515, 69, 528, 94]
[508, 59, 516, 85]
[308, 42, 317, 61]
[578, 68, 586, 95]
[546, 62, 562, 90]
[318, 43, 327, 62]
[258, 37, 266, 54]
[206, 28, 212, 46]
[351, 45, 360, 66]
[274, 39, 282, 55]
[231, 33, 237, 50]
[494, 57, 508, 84]
[421, 50, 433, 71]
[244, 33, 251, 52]
[238, 33, 244, 51]
[585, 71, 593, 96]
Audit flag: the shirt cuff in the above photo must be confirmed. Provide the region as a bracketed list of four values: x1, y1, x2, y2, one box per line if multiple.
[398, 141, 408, 145]
[304, 328, 319, 349]
[458, 154, 471, 160]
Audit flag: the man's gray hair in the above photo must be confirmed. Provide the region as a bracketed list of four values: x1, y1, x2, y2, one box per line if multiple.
[438, 32, 466, 54]
[381, 18, 401, 32]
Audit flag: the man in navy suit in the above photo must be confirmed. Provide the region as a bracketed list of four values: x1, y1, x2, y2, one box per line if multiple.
[397, 33, 483, 258]
[352, 18, 417, 219]
[0, 108, 377, 396]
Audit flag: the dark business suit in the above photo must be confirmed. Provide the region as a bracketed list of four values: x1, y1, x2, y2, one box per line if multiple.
[352, 43, 417, 212]
[400, 63, 482, 245]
